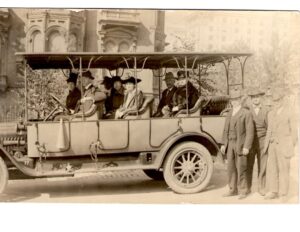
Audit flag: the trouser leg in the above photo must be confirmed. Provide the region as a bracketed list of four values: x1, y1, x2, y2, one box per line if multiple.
[227, 142, 238, 193]
[258, 151, 268, 194]
[276, 147, 291, 196]
[257, 137, 266, 193]
[237, 154, 248, 195]
[266, 144, 279, 194]
[247, 146, 257, 192]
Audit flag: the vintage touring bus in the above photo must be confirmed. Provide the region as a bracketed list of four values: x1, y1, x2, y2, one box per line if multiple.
[0, 52, 251, 194]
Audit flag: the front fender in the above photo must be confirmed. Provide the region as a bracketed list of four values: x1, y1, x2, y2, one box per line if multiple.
[154, 132, 223, 169]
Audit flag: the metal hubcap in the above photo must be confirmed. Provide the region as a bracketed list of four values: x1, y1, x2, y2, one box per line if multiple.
[172, 150, 208, 187]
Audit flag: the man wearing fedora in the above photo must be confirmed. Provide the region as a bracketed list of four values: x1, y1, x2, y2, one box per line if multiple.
[221, 88, 255, 199]
[75, 71, 107, 119]
[153, 72, 177, 117]
[246, 88, 269, 195]
[172, 70, 198, 114]
[66, 72, 81, 112]
[115, 76, 143, 119]
[263, 87, 298, 200]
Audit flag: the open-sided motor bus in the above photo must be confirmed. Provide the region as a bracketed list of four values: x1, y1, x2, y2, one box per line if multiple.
[0, 52, 251, 194]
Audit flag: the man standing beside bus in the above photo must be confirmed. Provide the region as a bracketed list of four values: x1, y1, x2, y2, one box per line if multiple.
[246, 88, 269, 196]
[263, 87, 298, 200]
[221, 88, 255, 199]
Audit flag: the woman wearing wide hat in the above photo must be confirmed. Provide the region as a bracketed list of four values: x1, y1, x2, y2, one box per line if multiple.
[115, 76, 143, 119]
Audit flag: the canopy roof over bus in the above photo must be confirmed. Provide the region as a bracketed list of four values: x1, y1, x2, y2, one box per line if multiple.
[16, 52, 251, 70]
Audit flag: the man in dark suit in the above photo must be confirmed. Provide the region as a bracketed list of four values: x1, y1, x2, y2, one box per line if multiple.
[221, 88, 255, 199]
[153, 72, 177, 117]
[246, 88, 269, 196]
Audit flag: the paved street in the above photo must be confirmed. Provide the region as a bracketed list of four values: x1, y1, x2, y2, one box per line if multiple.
[0, 159, 298, 204]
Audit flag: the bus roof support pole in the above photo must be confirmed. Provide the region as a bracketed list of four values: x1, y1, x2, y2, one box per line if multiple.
[24, 60, 28, 122]
[236, 56, 249, 89]
[134, 56, 138, 117]
[198, 64, 201, 96]
[221, 58, 232, 95]
[185, 56, 189, 116]
[79, 57, 85, 121]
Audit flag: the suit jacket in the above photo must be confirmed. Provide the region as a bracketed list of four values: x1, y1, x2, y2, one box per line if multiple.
[76, 84, 107, 118]
[105, 87, 125, 113]
[248, 105, 269, 139]
[263, 105, 298, 158]
[119, 89, 143, 113]
[222, 107, 255, 154]
[155, 86, 177, 116]
[66, 87, 81, 110]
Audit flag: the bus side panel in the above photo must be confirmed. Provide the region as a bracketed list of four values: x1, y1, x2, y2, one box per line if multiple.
[201, 116, 226, 144]
[128, 120, 150, 151]
[150, 118, 179, 147]
[27, 121, 97, 157]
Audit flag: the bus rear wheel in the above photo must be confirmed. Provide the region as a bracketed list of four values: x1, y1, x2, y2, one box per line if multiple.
[163, 142, 213, 194]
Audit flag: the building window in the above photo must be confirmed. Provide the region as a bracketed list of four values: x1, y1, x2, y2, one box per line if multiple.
[47, 31, 66, 52]
[31, 31, 43, 52]
[118, 41, 130, 52]
[104, 41, 117, 52]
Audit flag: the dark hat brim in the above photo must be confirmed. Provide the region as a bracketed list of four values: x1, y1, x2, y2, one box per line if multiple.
[177, 70, 190, 78]
[112, 76, 122, 83]
[248, 91, 265, 96]
[82, 71, 94, 80]
[121, 77, 141, 84]
[101, 76, 112, 84]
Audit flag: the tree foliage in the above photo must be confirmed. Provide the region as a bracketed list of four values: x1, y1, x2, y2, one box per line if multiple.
[27, 68, 68, 119]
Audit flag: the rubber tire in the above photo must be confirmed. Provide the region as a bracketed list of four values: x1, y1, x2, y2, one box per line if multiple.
[143, 169, 164, 181]
[163, 142, 213, 194]
[0, 156, 8, 194]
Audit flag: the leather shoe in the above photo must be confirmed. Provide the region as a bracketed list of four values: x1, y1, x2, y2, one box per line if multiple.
[222, 192, 238, 197]
[238, 194, 247, 200]
[264, 192, 278, 200]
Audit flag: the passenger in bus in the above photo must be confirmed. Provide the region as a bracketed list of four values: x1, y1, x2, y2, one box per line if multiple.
[153, 72, 177, 117]
[105, 76, 125, 118]
[74, 71, 108, 119]
[66, 72, 81, 113]
[115, 76, 143, 119]
[171, 70, 199, 114]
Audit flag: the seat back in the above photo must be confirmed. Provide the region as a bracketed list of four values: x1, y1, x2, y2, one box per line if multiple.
[72, 100, 100, 121]
[175, 96, 206, 117]
[201, 95, 230, 115]
[123, 96, 154, 119]
[174, 95, 230, 117]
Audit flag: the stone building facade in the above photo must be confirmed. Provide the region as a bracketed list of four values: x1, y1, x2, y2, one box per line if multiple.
[0, 8, 166, 121]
